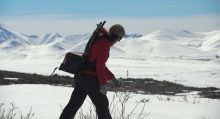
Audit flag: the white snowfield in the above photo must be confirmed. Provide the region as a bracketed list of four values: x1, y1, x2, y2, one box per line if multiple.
[0, 84, 219, 119]
[0, 24, 220, 119]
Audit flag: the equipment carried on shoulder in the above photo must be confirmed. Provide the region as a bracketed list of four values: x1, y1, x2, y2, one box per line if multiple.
[50, 21, 106, 76]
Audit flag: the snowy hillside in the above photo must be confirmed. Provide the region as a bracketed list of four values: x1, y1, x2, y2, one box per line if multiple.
[0, 23, 219, 60]
[200, 30, 220, 54]
[0, 24, 31, 48]
[28, 33, 61, 45]
[0, 24, 29, 42]
[0, 24, 220, 89]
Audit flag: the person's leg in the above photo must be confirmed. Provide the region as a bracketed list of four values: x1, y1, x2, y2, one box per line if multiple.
[77, 73, 112, 119]
[88, 91, 112, 119]
[59, 75, 87, 119]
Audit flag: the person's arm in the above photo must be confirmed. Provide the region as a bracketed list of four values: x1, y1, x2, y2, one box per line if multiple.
[96, 40, 110, 85]
[105, 66, 114, 80]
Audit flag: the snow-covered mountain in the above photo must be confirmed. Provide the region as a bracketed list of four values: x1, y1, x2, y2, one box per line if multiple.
[139, 29, 220, 54]
[0, 24, 31, 48]
[0, 24, 29, 41]
[0, 24, 219, 60]
[124, 34, 142, 38]
[29, 33, 62, 45]
[200, 30, 220, 54]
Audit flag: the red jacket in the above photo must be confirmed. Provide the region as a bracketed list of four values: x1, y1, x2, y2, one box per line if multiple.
[83, 38, 114, 85]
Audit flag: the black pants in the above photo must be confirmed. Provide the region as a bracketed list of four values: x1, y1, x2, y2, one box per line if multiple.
[59, 73, 112, 119]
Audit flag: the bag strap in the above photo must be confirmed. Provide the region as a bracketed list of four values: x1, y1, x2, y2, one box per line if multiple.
[71, 52, 89, 55]
[50, 67, 59, 76]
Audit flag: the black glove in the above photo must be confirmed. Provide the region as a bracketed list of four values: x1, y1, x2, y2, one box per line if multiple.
[111, 76, 123, 87]
[100, 85, 107, 95]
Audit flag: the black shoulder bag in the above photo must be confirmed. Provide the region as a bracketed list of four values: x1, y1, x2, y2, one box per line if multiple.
[50, 21, 106, 76]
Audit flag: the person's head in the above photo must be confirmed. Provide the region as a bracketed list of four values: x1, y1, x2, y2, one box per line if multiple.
[109, 24, 125, 44]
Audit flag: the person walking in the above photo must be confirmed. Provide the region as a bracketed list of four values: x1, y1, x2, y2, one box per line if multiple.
[59, 24, 125, 119]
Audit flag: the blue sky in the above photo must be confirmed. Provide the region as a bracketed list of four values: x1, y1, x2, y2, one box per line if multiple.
[0, 0, 220, 35]
[1, 0, 220, 18]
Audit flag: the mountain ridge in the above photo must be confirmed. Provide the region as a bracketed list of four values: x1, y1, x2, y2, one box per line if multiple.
[0, 23, 219, 60]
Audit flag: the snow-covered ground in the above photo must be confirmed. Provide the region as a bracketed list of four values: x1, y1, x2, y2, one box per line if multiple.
[0, 84, 219, 119]
[0, 57, 220, 88]
[0, 58, 219, 118]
